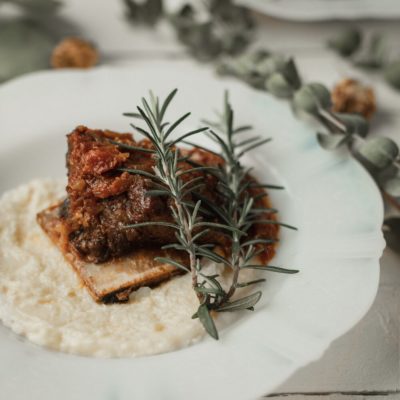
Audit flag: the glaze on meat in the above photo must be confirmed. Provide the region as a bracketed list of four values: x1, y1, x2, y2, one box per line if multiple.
[61, 126, 277, 264]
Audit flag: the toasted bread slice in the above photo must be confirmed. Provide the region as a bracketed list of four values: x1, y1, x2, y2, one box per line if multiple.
[37, 203, 186, 303]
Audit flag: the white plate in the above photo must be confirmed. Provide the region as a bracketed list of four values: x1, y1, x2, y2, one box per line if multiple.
[0, 61, 385, 400]
[236, 0, 400, 20]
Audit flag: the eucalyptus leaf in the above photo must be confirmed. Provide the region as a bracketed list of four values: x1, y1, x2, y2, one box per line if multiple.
[179, 22, 222, 61]
[265, 72, 293, 98]
[0, 19, 57, 83]
[316, 132, 351, 150]
[335, 113, 369, 137]
[248, 49, 270, 64]
[383, 177, 400, 198]
[292, 82, 332, 116]
[384, 60, 400, 91]
[255, 54, 300, 89]
[170, 0, 254, 61]
[280, 57, 301, 90]
[383, 217, 400, 254]
[357, 137, 399, 170]
[124, 0, 163, 25]
[197, 304, 219, 340]
[327, 28, 362, 57]
[6, 0, 61, 16]
[354, 56, 383, 70]
[354, 33, 386, 70]
[216, 56, 252, 80]
[255, 54, 286, 76]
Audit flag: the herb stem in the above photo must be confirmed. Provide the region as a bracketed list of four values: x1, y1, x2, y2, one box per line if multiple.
[317, 108, 347, 133]
[318, 108, 400, 171]
[156, 117, 202, 300]
[123, 89, 296, 338]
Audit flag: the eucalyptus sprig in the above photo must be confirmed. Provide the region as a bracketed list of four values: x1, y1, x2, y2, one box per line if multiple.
[327, 28, 400, 90]
[169, 0, 254, 61]
[217, 48, 400, 252]
[123, 0, 254, 61]
[121, 89, 297, 339]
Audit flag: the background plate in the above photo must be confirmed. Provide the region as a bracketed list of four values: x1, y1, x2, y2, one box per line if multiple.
[236, 0, 400, 21]
[0, 61, 385, 400]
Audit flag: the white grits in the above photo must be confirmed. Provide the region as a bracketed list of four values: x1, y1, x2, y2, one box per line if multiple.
[0, 179, 208, 357]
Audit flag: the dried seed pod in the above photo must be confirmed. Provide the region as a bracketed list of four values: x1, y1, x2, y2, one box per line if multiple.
[332, 78, 376, 120]
[51, 37, 98, 69]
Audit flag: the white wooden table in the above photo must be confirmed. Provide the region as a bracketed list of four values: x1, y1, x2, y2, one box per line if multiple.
[14, 1, 400, 397]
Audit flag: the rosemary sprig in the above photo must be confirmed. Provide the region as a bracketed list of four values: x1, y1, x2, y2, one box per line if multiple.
[122, 89, 232, 338]
[122, 89, 297, 339]
[199, 93, 299, 312]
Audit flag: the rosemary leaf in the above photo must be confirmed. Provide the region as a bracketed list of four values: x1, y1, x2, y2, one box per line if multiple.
[252, 220, 298, 230]
[182, 183, 206, 196]
[123, 112, 143, 119]
[237, 137, 272, 157]
[118, 168, 160, 181]
[194, 221, 246, 234]
[241, 238, 279, 247]
[169, 127, 209, 147]
[161, 243, 186, 251]
[165, 112, 191, 139]
[242, 265, 299, 274]
[234, 125, 253, 134]
[250, 183, 284, 190]
[124, 221, 179, 230]
[180, 176, 205, 191]
[154, 257, 190, 272]
[195, 247, 231, 266]
[236, 278, 266, 288]
[247, 207, 278, 214]
[194, 286, 225, 295]
[107, 139, 155, 154]
[217, 291, 262, 312]
[178, 166, 220, 177]
[181, 141, 221, 157]
[236, 135, 264, 148]
[194, 193, 231, 224]
[197, 304, 219, 340]
[191, 228, 211, 242]
[199, 273, 225, 293]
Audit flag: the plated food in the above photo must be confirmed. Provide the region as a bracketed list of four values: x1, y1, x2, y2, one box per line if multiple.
[0, 89, 295, 357]
[0, 64, 384, 399]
